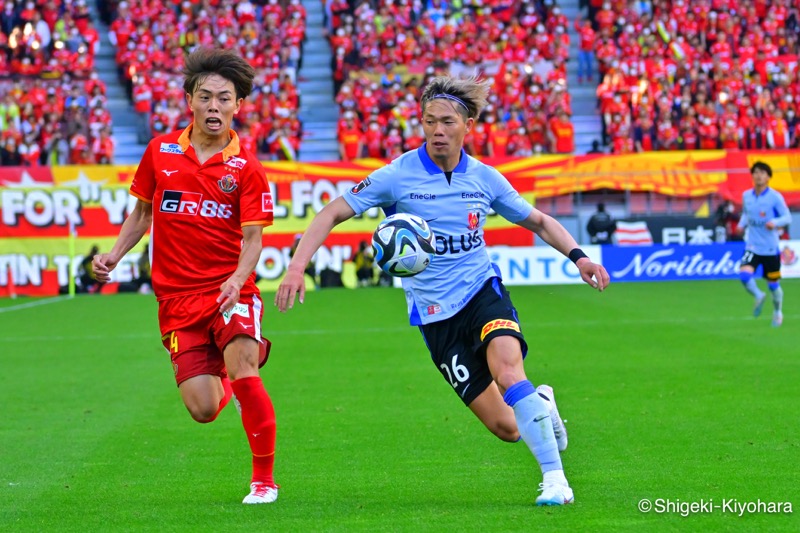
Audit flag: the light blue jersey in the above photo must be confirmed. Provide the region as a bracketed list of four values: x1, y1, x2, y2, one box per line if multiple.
[739, 187, 792, 256]
[344, 145, 533, 325]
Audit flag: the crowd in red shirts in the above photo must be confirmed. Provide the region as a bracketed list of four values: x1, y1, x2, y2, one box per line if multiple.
[0, 0, 113, 166]
[6, 0, 800, 167]
[589, 0, 800, 154]
[328, 0, 577, 161]
[109, 0, 306, 160]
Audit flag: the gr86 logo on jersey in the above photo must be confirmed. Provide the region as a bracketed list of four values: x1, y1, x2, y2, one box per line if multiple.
[160, 190, 232, 219]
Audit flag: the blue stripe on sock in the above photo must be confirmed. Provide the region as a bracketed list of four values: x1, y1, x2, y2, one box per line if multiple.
[503, 380, 535, 407]
[768, 282, 780, 291]
[739, 271, 753, 283]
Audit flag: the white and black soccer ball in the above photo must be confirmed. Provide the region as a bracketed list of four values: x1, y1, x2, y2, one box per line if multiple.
[372, 213, 436, 277]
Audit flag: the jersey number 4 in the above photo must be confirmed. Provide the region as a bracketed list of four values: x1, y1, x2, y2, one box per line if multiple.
[168, 331, 179, 353]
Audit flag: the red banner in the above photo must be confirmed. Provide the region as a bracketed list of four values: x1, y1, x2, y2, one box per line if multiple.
[2, 149, 799, 296]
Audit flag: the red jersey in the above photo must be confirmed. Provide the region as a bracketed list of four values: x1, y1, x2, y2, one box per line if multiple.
[130, 126, 273, 299]
[338, 126, 363, 160]
[550, 119, 575, 153]
[576, 23, 595, 51]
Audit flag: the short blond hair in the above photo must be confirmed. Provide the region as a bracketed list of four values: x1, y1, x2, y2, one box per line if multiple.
[420, 76, 491, 120]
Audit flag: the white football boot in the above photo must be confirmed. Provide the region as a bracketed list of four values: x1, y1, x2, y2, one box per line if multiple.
[536, 480, 575, 506]
[242, 482, 278, 504]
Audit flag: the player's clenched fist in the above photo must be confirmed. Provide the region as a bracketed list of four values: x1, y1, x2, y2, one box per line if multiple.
[92, 253, 119, 283]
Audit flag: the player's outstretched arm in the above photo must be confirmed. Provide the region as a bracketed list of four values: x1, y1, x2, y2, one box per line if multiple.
[92, 200, 152, 283]
[517, 206, 610, 291]
[275, 197, 356, 312]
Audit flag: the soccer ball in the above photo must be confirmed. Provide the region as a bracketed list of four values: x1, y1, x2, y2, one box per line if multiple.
[372, 213, 436, 277]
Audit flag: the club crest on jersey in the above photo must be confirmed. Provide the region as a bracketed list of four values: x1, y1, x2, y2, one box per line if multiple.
[468, 211, 480, 230]
[218, 174, 238, 193]
[159, 143, 183, 154]
[225, 156, 247, 169]
[351, 177, 371, 194]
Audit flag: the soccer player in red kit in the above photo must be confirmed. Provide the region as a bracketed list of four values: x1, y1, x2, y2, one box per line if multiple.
[92, 48, 278, 505]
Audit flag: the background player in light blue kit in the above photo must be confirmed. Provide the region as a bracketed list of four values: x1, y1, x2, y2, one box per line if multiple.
[737, 161, 792, 327]
[275, 76, 610, 506]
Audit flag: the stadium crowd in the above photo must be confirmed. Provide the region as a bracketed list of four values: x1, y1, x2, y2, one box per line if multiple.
[107, 0, 306, 160]
[327, 0, 577, 160]
[3, 0, 800, 167]
[589, 0, 800, 153]
[0, 0, 113, 166]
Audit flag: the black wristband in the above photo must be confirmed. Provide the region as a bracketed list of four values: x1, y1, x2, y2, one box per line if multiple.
[568, 248, 588, 264]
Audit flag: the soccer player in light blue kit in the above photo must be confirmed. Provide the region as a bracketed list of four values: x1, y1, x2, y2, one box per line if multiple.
[737, 161, 792, 327]
[275, 76, 610, 505]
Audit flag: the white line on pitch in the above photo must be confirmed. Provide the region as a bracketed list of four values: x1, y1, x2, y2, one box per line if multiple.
[0, 296, 71, 314]
[0, 314, 795, 343]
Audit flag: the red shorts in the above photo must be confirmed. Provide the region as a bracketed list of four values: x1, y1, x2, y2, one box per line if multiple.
[158, 290, 271, 385]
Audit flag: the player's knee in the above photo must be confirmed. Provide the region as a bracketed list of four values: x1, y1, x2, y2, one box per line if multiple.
[768, 281, 781, 291]
[495, 370, 524, 393]
[739, 271, 753, 283]
[186, 402, 219, 423]
[227, 365, 259, 381]
[224, 337, 260, 380]
[485, 338, 526, 391]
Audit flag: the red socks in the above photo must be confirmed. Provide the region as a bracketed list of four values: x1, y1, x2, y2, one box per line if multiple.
[231, 376, 276, 486]
[217, 376, 234, 419]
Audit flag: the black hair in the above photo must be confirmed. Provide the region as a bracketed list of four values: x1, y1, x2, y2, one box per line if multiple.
[182, 48, 255, 100]
[750, 161, 772, 177]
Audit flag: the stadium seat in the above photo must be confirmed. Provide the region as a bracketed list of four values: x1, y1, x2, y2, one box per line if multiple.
[629, 192, 648, 215]
[670, 196, 690, 214]
[535, 196, 556, 215]
[554, 194, 575, 216]
[690, 196, 709, 214]
[650, 193, 670, 214]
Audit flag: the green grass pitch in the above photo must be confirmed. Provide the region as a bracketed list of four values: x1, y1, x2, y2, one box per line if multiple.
[1, 280, 798, 532]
